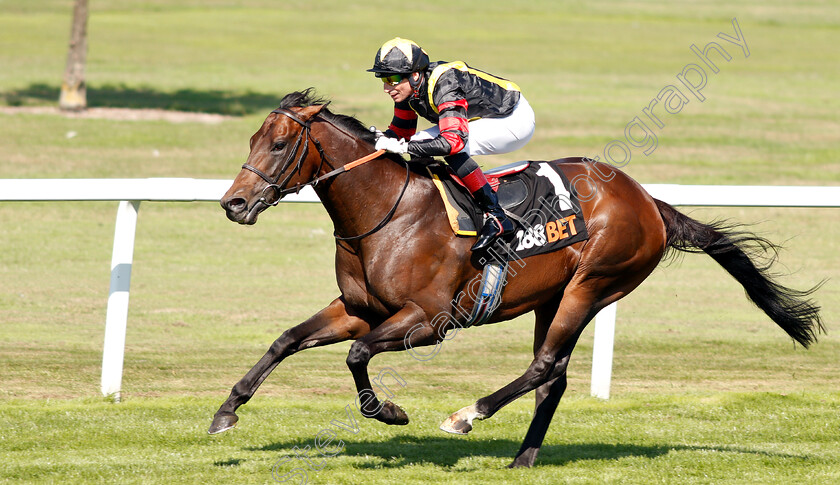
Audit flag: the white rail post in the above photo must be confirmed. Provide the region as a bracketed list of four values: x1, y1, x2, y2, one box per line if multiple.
[590, 302, 617, 399]
[101, 200, 141, 401]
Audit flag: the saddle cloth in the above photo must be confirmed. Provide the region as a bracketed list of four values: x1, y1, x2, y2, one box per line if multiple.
[426, 160, 589, 259]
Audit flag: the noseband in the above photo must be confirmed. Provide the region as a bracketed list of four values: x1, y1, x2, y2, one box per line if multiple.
[240, 107, 411, 241]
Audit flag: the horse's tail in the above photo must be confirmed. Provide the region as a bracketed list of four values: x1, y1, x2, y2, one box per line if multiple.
[654, 198, 825, 347]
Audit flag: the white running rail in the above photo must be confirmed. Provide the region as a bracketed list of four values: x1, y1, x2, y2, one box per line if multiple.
[2, 179, 838, 401]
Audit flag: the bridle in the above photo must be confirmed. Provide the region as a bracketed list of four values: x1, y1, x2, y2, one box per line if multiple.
[241, 108, 327, 203]
[240, 107, 410, 241]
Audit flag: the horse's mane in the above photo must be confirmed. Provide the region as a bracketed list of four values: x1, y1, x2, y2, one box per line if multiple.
[278, 88, 377, 145]
[277, 88, 420, 168]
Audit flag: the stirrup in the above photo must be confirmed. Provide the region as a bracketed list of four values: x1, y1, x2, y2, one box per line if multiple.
[471, 215, 512, 251]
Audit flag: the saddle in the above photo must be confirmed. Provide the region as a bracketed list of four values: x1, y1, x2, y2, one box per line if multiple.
[426, 160, 589, 259]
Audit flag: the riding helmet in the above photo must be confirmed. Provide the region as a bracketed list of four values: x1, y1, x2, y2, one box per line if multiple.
[368, 37, 430, 76]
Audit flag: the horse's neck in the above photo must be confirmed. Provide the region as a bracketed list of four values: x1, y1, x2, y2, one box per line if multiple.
[314, 155, 415, 239]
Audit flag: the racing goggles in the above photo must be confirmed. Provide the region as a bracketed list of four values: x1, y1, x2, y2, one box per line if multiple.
[379, 73, 406, 86]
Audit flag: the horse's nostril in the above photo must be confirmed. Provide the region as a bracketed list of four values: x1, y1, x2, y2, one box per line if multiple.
[223, 197, 247, 212]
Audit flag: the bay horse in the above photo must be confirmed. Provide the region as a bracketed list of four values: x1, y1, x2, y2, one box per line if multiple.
[211, 89, 823, 468]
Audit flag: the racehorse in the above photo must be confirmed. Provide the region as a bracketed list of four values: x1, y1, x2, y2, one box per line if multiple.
[211, 89, 824, 468]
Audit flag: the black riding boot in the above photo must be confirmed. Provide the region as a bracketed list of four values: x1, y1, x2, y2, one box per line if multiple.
[471, 183, 514, 251]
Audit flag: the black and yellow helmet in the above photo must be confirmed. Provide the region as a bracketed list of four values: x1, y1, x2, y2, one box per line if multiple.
[367, 37, 430, 76]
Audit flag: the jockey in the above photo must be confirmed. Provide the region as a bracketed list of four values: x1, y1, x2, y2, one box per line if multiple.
[369, 37, 535, 251]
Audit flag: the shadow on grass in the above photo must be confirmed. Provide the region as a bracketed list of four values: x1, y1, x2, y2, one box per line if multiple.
[250, 435, 809, 469]
[213, 458, 244, 467]
[2, 83, 286, 115]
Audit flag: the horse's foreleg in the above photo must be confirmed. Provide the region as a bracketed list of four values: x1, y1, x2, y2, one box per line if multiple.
[209, 297, 371, 434]
[345, 301, 435, 426]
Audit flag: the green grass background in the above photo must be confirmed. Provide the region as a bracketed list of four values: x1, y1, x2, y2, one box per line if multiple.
[1, 1, 839, 483]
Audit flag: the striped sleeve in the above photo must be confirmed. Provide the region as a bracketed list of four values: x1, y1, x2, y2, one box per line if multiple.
[386, 100, 417, 141]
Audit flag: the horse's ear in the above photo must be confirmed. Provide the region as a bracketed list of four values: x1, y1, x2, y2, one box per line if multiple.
[297, 103, 330, 122]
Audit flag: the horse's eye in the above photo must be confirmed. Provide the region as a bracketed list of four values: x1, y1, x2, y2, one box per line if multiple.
[271, 141, 286, 152]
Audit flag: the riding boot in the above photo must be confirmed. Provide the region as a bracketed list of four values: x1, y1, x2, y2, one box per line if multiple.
[470, 182, 514, 251]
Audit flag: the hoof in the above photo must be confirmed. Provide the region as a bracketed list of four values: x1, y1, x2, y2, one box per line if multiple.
[439, 404, 483, 435]
[508, 454, 537, 468]
[379, 400, 410, 425]
[508, 447, 539, 468]
[208, 413, 238, 435]
[439, 418, 472, 435]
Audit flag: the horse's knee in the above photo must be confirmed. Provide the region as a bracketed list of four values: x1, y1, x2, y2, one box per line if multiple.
[270, 331, 294, 352]
[346, 341, 371, 371]
[529, 355, 556, 382]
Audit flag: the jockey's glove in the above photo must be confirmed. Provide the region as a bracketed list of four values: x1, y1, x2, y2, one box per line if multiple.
[375, 136, 409, 154]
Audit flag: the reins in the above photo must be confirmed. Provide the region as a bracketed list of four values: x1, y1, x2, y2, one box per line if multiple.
[241, 107, 409, 241]
[334, 162, 411, 241]
[309, 148, 386, 189]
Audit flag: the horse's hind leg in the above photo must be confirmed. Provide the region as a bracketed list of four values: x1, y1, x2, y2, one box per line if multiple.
[440, 216, 664, 464]
[510, 298, 571, 468]
[439, 283, 598, 435]
[208, 297, 371, 434]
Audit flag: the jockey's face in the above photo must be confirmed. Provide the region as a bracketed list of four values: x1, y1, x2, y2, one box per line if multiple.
[382, 72, 420, 103]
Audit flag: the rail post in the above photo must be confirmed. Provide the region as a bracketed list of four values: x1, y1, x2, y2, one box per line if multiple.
[590, 302, 617, 399]
[100, 200, 141, 401]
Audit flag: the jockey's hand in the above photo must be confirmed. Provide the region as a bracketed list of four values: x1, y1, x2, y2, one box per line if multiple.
[375, 136, 409, 154]
[369, 126, 385, 141]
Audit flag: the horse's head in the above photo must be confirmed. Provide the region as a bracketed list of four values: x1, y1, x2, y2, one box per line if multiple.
[221, 103, 328, 224]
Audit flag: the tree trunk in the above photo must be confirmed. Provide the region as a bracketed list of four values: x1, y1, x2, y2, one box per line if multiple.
[59, 0, 89, 111]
